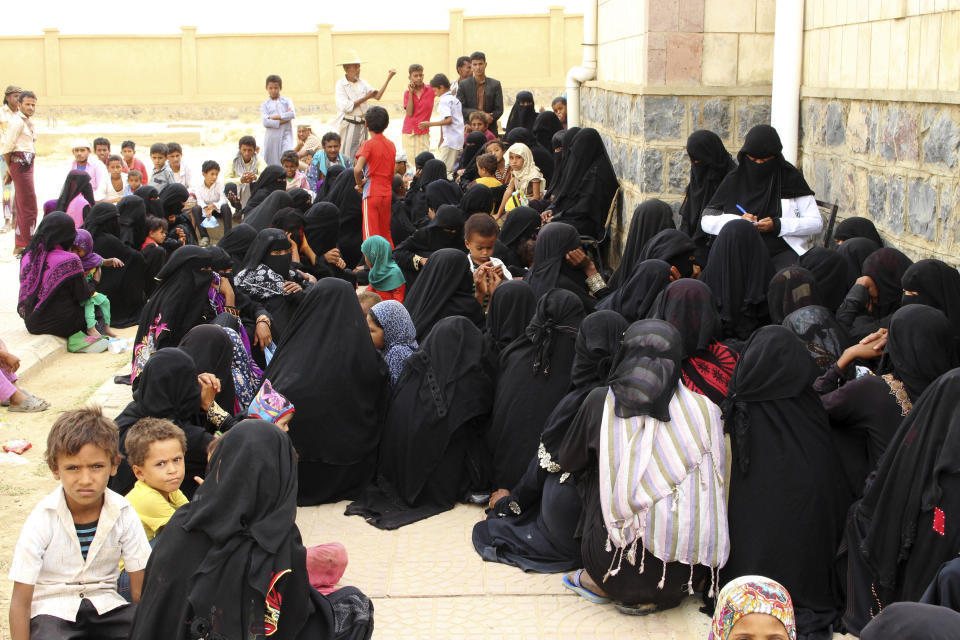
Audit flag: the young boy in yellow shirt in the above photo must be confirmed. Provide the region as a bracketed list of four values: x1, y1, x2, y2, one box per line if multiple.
[123, 417, 188, 541]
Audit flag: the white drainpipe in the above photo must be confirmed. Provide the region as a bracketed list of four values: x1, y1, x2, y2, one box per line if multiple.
[770, 0, 805, 164]
[566, 0, 598, 128]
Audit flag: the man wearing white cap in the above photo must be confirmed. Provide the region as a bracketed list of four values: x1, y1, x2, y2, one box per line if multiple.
[334, 50, 396, 161]
[70, 139, 109, 201]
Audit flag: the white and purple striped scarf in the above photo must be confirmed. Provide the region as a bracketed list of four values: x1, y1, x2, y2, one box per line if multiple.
[598, 382, 729, 584]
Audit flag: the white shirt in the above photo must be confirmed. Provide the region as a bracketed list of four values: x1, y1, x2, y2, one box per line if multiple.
[436, 91, 465, 151]
[8, 486, 152, 621]
[170, 162, 196, 191]
[102, 174, 127, 202]
[72, 156, 109, 201]
[468, 255, 513, 280]
[195, 178, 227, 209]
[335, 77, 373, 118]
[700, 195, 823, 256]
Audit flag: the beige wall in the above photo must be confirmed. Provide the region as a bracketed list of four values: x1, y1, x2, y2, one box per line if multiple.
[0, 9, 582, 107]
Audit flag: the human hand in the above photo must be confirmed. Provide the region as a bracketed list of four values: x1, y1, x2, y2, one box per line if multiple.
[282, 281, 303, 295]
[241, 172, 255, 184]
[255, 318, 272, 349]
[3, 169, 10, 186]
[270, 114, 282, 121]
[488, 489, 510, 511]
[473, 266, 489, 299]
[103, 257, 125, 268]
[176, 228, 186, 241]
[740, 212, 758, 222]
[324, 248, 342, 265]
[0, 350, 21, 373]
[297, 269, 317, 284]
[565, 248, 595, 274]
[418, 121, 430, 131]
[541, 210, 553, 224]
[840, 341, 885, 369]
[198, 373, 221, 410]
[859, 328, 888, 351]
[755, 217, 775, 232]
[354, 177, 368, 193]
[855, 275, 878, 310]
[388, 69, 397, 77]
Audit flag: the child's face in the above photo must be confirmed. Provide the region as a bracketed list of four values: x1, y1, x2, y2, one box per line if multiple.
[726, 613, 790, 640]
[70, 245, 86, 258]
[73, 147, 90, 164]
[121, 146, 135, 163]
[394, 161, 407, 175]
[508, 152, 524, 171]
[53, 443, 118, 512]
[465, 232, 497, 264]
[409, 70, 424, 87]
[470, 118, 487, 133]
[95, 144, 110, 164]
[204, 168, 219, 186]
[240, 144, 257, 163]
[324, 139, 341, 160]
[167, 151, 182, 170]
[553, 101, 567, 123]
[282, 161, 298, 178]
[132, 438, 185, 499]
[367, 313, 385, 350]
[151, 153, 167, 170]
[128, 174, 142, 190]
[148, 227, 164, 243]
[343, 64, 360, 82]
[488, 144, 504, 161]
[167, 214, 178, 225]
[266, 81, 281, 99]
[108, 160, 122, 177]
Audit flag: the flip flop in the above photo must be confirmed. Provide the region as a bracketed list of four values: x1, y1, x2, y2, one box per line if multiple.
[9, 394, 49, 413]
[562, 569, 611, 605]
[615, 602, 662, 616]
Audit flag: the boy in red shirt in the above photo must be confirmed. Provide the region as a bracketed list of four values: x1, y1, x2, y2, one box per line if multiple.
[354, 106, 396, 245]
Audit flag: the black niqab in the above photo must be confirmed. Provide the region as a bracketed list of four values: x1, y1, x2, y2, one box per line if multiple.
[302, 202, 340, 256]
[766, 266, 820, 324]
[245, 165, 286, 211]
[637, 229, 697, 274]
[460, 184, 494, 215]
[484, 279, 537, 354]
[505, 91, 537, 133]
[861, 602, 960, 640]
[425, 180, 462, 213]
[596, 259, 671, 321]
[116, 195, 148, 249]
[679, 130, 736, 246]
[323, 168, 363, 267]
[782, 305, 851, 373]
[244, 189, 294, 232]
[315, 164, 345, 202]
[179, 324, 237, 413]
[649, 279, 722, 359]
[403, 247, 483, 340]
[524, 222, 583, 301]
[880, 304, 958, 402]
[836, 236, 881, 286]
[458, 131, 488, 184]
[862, 247, 913, 318]
[798, 246, 848, 312]
[901, 259, 960, 337]
[134, 185, 164, 218]
[532, 110, 564, 153]
[56, 169, 96, 217]
[835, 216, 883, 246]
[549, 128, 619, 238]
[216, 223, 258, 272]
[607, 199, 674, 291]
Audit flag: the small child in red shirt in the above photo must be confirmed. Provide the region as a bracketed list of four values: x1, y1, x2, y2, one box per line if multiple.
[353, 106, 396, 246]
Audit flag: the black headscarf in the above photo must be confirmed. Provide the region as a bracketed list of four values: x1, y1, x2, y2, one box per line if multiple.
[271, 207, 305, 247]
[56, 169, 96, 217]
[133, 245, 214, 357]
[264, 279, 387, 499]
[539, 309, 628, 464]
[460, 184, 493, 216]
[862, 247, 913, 318]
[837, 236, 881, 286]
[244, 190, 294, 232]
[116, 195, 148, 249]
[880, 304, 958, 402]
[637, 228, 698, 275]
[134, 185, 164, 218]
[722, 325, 843, 636]
[302, 202, 340, 256]
[702, 218, 774, 339]
[323, 168, 363, 267]
[315, 163, 344, 202]
[532, 110, 564, 153]
[484, 279, 537, 355]
[499, 206, 540, 247]
[287, 188, 311, 213]
[901, 259, 960, 337]
[403, 247, 483, 340]
[505, 91, 537, 133]
[393, 205, 466, 284]
[179, 324, 237, 413]
[649, 278, 722, 360]
[607, 199, 675, 291]
[245, 164, 286, 211]
[707, 124, 814, 220]
[766, 266, 820, 324]
[852, 368, 960, 599]
[160, 183, 190, 217]
[488, 288, 585, 488]
[679, 130, 736, 245]
[861, 602, 960, 640]
[458, 131, 488, 184]
[596, 259, 671, 321]
[835, 216, 883, 246]
[548, 126, 580, 195]
[83, 201, 149, 327]
[606, 319, 683, 421]
[425, 180, 462, 213]
[782, 305, 851, 373]
[216, 223, 258, 272]
[129, 420, 316, 640]
[524, 222, 583, 301]
[798, 246, 849, 312]
[549, 128, 619, 237]
[405, 159, 450, 228]
[82, 201, 122, 239]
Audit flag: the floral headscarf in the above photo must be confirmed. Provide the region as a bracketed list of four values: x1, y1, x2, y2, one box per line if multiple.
[711, 576, 796, 640]
[370, 300, 418, 386]
[247, 379, 295, 424]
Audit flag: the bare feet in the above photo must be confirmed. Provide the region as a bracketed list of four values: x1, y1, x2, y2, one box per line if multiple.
[577, 569, 609, 598]
[104, 326, 119, 338]
[85, 327, 102, 338]
[8, 389, 27, 406]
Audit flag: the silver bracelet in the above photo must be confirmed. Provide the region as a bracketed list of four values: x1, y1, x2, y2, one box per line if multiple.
[586, 272, 606, 293]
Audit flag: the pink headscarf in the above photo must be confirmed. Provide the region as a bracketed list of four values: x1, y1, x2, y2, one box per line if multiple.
[305, 543, 348, 595]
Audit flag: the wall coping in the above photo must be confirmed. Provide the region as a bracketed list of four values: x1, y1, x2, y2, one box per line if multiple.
[802, 87, 960, 106]
[583, 80, 773, 97]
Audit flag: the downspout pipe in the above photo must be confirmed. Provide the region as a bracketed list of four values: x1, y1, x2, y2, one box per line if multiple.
[566, 0, 598, 128]
[770, 0, 805, 164]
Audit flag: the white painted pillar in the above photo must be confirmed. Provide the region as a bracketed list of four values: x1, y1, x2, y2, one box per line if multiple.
[566, 0, 598, 128]
[770, 0, 805, 164]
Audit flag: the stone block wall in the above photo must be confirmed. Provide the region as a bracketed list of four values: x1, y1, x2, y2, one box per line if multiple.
[800, 97, 960, 264]
[579, 84, 770, 250]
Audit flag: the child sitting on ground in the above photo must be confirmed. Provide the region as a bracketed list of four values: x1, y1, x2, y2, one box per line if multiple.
[465, 213, 511, 311]
[124, 169, 142, 194]
[165, 142, 194, 190]
[73, 229, 123, 338]
[246, 379, 295, 432]
[148, 143, 174, 189]
[358, 290, 382, 316]
[123, 417, 188, 541]
[103, 155, 127, 203]
[8, 407, 152, 640]
[361, 235, 406, 302]
[120, 140, 150, 180]
[140, 217, 169, 289]
[281, 150, 311, 193]
[192, 160, 233, 244]
[0, 337, 49, 413]
[226, 135, 263, 210]
[474, 153, 503, 189]
[467, 110, 496, 142]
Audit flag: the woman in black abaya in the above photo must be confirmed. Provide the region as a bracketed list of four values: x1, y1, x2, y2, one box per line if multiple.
[525, 222, 610, 310]
[392, 205, 466, 286]
[679, 130, 736, 265]
[160, 183, 199, 246]
[301, 202, 355, 283]
[860, 602, 960, 640]
[134, 185, 164, 219]
[798, 246, 849, 313]
[547, 128, 619, 238]
[474, 310, 626, 573]
[701, 218, 774, 340]
[532, 110, 564, 156]
[244, 189, 295, 232]
[901, 258, 960, 338]
[264, 279, 388, 505]
[402, 247, 482, 340]
[179, 324, 238, 416]
[836, 246, 912, 340]
[346, 317, 495, 530]
[404, 158, 448, 228]
[505, 91, 537, 135]
[456, 131, 488, 188]
[596, 259, 671, 321]
[129, 420, 374, 640]
[217, 223, 258, 273]
[322, 168, 364, 268]
[836, 236, 880, 287]
[766, 266, 820, 324]
[607, 199, 675, 291]
[116, 194, 148, 249]
[782, 305, 851, 373]
[721, 326, 843, 640]
[460, 183, 494, 216]
[483, 280, 537, 363]
[487, 289, 585, 491]
[56, 169, 96, 224]
[834, 216, 883, 246]
[315, 164, 344, 202]
[82, 202, 148, 327]
[844, 368, 960, 635]
[494, 206, 540, 277]
[242, 165, 286, 214]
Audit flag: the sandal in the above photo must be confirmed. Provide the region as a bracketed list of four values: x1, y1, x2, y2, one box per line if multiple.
[9, 394, 49, 413]
[615, 602, 662, 616]
[562, 569, 611, 605]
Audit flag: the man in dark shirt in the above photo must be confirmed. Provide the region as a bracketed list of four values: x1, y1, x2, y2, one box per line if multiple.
[456, 51, 504, 136]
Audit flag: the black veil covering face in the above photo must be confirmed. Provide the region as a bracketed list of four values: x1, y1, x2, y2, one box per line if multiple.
[56, 169, 96, 217]
[782, 305, 851, 373]
[83, 202, 149, 327]
[264, 279, 389, 505]
[548, 128, 619, 238]
[483, 280, 537, 357]
[861, 247, 913, 318]
[607, 199, 674, 291]
[244, 189, 294, 232]
[798, 247, 848, 313]
[766, 266, 820, 324]
[494, 206, 540, 274]
[134, 185, 164, 218]
[315, 163, 345, 201]
[393, 205, 466, 286]
[834, 216, 883, 246]
[532, 110, 564, 153]
[524, 222, 595, 308]
[406, 159, 448, 227]
[346, 316, 495, 530]
[596, 259, 671, 321]
[217, 223, 258, 273]
[836, 236, 880, 286]
[900, 258, 960, 338]
[323, 167, 364, 268]
[679, 130, 736, 263]
[402, 247, 482, 341]
[487, 289, 585, 490]
[117, 194, 148, 249]
[505, 91, 537, 134]
[243, 164, 286, 211]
